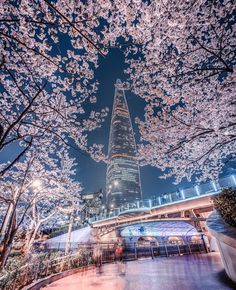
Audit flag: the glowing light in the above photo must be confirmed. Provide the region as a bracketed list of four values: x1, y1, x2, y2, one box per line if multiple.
[211, 181, 218, 191]
[32, 179, 42, 189]
[148, 199, 152, 207]
[180, 189, 185, 199]
[195, 185, 200, 196]
[114, 180, 119, 186]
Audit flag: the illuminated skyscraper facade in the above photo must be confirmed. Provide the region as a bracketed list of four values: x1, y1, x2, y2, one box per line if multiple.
[106, 79, 142, 209]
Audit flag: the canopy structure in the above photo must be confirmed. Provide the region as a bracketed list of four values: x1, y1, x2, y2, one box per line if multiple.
[120, 221, 199, 238]
[44, 226, 92, 249]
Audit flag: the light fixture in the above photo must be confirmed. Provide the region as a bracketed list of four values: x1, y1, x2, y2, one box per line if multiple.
[32, 179, 42, 189]
[114, 180, 119, 186]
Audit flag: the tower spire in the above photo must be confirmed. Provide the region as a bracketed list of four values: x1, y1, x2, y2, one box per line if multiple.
[106, 79, 142, 209]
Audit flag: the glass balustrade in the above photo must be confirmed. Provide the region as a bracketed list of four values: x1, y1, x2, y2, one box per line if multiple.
[92, 175, 235, 222]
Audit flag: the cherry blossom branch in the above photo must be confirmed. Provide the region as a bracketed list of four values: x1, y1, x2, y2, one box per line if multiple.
[4, 66, 31, 103]
[0, 17, 96, 26]
[186, 138, 236, 166]
[0, 31, 62, 67]
[0, 138, 33, 177]
[0, 81, 46, 149]
[191, 34, 233, 72]
[42, 0, 105, 57]
[20, 121, 90, 157]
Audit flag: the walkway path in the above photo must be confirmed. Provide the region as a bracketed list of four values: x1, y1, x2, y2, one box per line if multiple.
[43, 253, 236, 290]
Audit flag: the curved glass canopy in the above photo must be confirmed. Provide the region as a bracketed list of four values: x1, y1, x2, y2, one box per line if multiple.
[120, 221, 199, 237]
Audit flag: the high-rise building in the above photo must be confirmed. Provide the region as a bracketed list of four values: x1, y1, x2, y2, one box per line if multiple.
[106, 79, 142, 209]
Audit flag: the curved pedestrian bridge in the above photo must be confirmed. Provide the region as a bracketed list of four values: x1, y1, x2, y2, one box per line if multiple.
[90, 175, 235, 228]
[42, 253, 235, 290]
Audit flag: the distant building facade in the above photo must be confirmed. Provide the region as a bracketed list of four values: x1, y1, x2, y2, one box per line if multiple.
[106, 79, 142, 209]
[81, 190, 103, 224]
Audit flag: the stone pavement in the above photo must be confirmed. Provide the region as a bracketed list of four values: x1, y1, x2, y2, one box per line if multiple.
[43, 253, 236, 290]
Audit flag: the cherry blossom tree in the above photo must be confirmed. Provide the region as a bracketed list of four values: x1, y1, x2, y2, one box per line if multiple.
[0, 0, 129, 270]
[124, 0, 236, 183]
[24, 165, 81, 253]
[1, 1, 235, 272]
[0, 0, 114, 178]
[0, 147, 82, 269]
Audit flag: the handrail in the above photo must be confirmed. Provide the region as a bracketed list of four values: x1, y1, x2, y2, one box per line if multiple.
[91, 175, 236, 223]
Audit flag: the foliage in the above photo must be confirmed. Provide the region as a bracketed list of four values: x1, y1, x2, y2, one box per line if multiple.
[124, 0, 236, 183]
[0, 254, 26, 289]
[0, 1, 109, 176]
[1, 0, 235, 270]
[0, 249, 92, 290]
[0, 0, 110, 268]
[213, 188, 236, 227]
[0, 147, 82, 268]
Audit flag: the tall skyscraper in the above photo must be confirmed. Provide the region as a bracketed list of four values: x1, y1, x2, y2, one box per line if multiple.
[106, 79, 142, 209]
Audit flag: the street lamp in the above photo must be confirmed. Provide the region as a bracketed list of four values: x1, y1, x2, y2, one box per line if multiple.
[114, 180, 119, 187]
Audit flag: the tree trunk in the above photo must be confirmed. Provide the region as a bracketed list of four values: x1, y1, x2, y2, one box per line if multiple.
[26, 223, 41, 253]
[24, 229, 34, 251]
[0, 203, 14, 236]
[65, 213, 74, 255]
[24, 217, 36, 254]
[0, 209, 16, 270]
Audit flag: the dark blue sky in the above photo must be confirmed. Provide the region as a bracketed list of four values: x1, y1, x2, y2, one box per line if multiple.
[72, 48, 194, 198]
[2, 47, 234, 199]
[73, 48, 236, 198]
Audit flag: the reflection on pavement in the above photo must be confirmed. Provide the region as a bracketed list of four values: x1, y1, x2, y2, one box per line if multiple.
[43, 253, 236, 290]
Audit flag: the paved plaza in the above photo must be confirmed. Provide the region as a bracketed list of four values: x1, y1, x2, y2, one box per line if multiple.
[43, 253, 236, 290]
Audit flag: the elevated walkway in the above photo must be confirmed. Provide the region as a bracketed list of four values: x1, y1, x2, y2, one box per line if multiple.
[91, 175, 235, 228]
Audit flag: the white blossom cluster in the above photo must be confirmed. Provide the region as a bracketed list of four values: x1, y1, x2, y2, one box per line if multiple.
[122, 0, 236, 183]
[0, 0, 235, 268]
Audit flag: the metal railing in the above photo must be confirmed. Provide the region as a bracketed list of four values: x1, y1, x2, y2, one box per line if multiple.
[0, 239, 207, 290]
[38, 240, 207, 262]
[0, 249, 92, 290]
[91, 175, 236, 223]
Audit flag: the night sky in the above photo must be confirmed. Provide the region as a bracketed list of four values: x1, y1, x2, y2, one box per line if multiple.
[73, 48, 235, 198]
[73, 48, 192, 198]
[2, 48, 234, 199]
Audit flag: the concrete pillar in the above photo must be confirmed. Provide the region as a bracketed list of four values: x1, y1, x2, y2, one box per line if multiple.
[137, 200, 140, 208]
[181, 211, 185, 218]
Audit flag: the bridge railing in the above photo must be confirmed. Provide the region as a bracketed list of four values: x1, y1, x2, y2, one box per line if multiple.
[90, 175, 236, 223]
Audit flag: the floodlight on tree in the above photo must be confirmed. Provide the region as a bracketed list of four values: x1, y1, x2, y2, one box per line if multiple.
[31, 179, 42, 190]
[113, 180, 119, 187]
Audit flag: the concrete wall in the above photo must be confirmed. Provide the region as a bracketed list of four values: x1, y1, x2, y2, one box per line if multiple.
[209, 236, 219, 252]
[207, 211, 236, 283]
[22, 266, 93, 290]
[217, 240, 236, 282]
